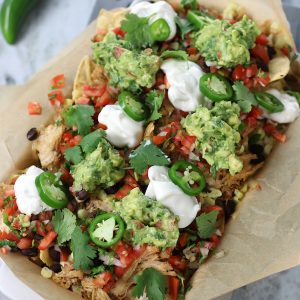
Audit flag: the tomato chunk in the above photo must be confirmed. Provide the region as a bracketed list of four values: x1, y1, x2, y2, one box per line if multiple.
[28, 102, 42, 115]
[38, 231, 57, 250]
[17, 238, 33, 250]
[50, 74, 65, 89]
[168, 276, 180, 300]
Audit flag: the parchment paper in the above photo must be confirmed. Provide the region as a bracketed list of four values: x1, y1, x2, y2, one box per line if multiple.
[0, 1, 300, 300]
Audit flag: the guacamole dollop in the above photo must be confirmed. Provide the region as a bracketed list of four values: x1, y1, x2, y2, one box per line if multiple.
[92, 33, 160, 92]
[71, 139, 125, 192]
[195, 16, 260, 68]
[114, 188, 179, 249]
[182, 101, 243, 176]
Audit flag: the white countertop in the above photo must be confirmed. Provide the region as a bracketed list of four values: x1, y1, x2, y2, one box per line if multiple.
[1, 0, 300, 299]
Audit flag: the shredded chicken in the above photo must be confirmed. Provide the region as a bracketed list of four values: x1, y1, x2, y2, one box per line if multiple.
[32, 124, 64, 171]
[81, 277, 111, 300]
[212, 153, 264, 199]
[85, 197, 114, 217]
[111, 247, 175, 299]
[52, 264, 84, 289]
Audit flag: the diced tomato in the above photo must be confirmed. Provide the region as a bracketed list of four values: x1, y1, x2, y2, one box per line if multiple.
[114, 266, 126, 277]
[3, 198, 18, 216]
[93, 271, 113, 288]
[94, 90, 116, 108]
[264, 123, 287, 143]
[60, 167, 73, 186]
[5, 189, 15, 198]
[248, 106, 263, 119]
[255, 33, 269, 46]
[153, 135, 168, 145]
[17, 238, 32, 250]
[210, 234, 220, 248]
[178, 232, 188, 248]
[162, 42, 170, 50]
[45, 223, 53, 232]
[281, 46, 290, 57]
[168, 276, 180, 300]
[83, 85, 106, 98]
[245, 64, 258, 78]
[0, 231, 19, 242]
[48, 90, 65, 106]
[187, 47, 197, 55]
[68, 135, 82, 147]
[62, 131, 73, 142]
[112, 27, 125, 37]
[28, 102, 42, 115]
[181, 135, 196, 150]
[210, 66, 218, 73]
[115, 184, 134, 200]
[256, 74, 270, 87]
[50, 74, 65, 89]
[36, 221, 47, 237]
[251, 45, 270, 64]
[38, 211, 53, 222]
[202, 205, 224, 218]
[232, 64, 246, 81]
[60, 248, 70, 262]
[124, 175, 138, 188]
[169, 255, 188, 271]
[98, 123, 108, 130]
[38, 231, 57, 250]
[76, 95, 90, 105]
[0, 198, 3, 209]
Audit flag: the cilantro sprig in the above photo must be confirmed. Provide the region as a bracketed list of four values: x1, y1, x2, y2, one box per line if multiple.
[196, 211, 218, 239]
[233, 81, 257, 113]
[62, 105, 95, 136]
[132, 268, 167, 300]
[64, 129, 106, 165]
[121, 13, 154, 49]
[52, 209, 77, 245]
[71, 226, 97, 271]
[129, 141, 170, 174]
[145, 90, 164, 122]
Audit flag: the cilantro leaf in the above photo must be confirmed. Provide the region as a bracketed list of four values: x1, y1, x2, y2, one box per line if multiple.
[196, 211, 218, 239]
[62, 105, 95, 136]
[161, 50, 188, 61]
[132, 268, 167, 300]
[64, 130, 106, 164]
[80, 129, 106, 154]
[175, 16, 194, 39]
[52, 209, 77, 244]
[146, 90, 164, 122]
[129, 141, 170, 174]
[64, 146, 83, 164]
[70, 226, 97, 271]
[180, 0, 197, 9]
[121, 13, 154, 49]
[233, 81, 257, 113]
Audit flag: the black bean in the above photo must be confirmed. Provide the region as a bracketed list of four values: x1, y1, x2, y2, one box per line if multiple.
[251, 153, 266, 165]
[215, 199, 237, 222]
[26, 128, 39, 141]
[249, 144, 264, 155]
[21, 248, 38, 257]
[267, 45, 276, 60]
[198, 57, 210, 73]
[75, 189, 90, 201]
[51, 263, 62, 273]
[10, 247, 19, 253]
[256, 59, 269, 72]
[48, 247, 60, 262]
[33, 234, 44, 241]
[104, 181, 123, 195]
[31, 214, 39, 221]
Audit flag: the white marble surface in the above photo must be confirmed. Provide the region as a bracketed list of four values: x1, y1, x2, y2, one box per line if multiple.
[1, 0, 300, 299]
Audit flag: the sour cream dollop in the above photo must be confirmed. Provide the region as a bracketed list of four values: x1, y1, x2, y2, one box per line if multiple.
[161, 59, 205, 112]
[145, 166, 200, 228]
[263, 89, 300, 123]
[130, 1, 177, 41]
[14, 166, 52, 215]
[98, 104, 143, 148]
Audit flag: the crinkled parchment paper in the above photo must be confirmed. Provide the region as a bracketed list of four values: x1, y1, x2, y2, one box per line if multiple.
[1, 1, 300, 300]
